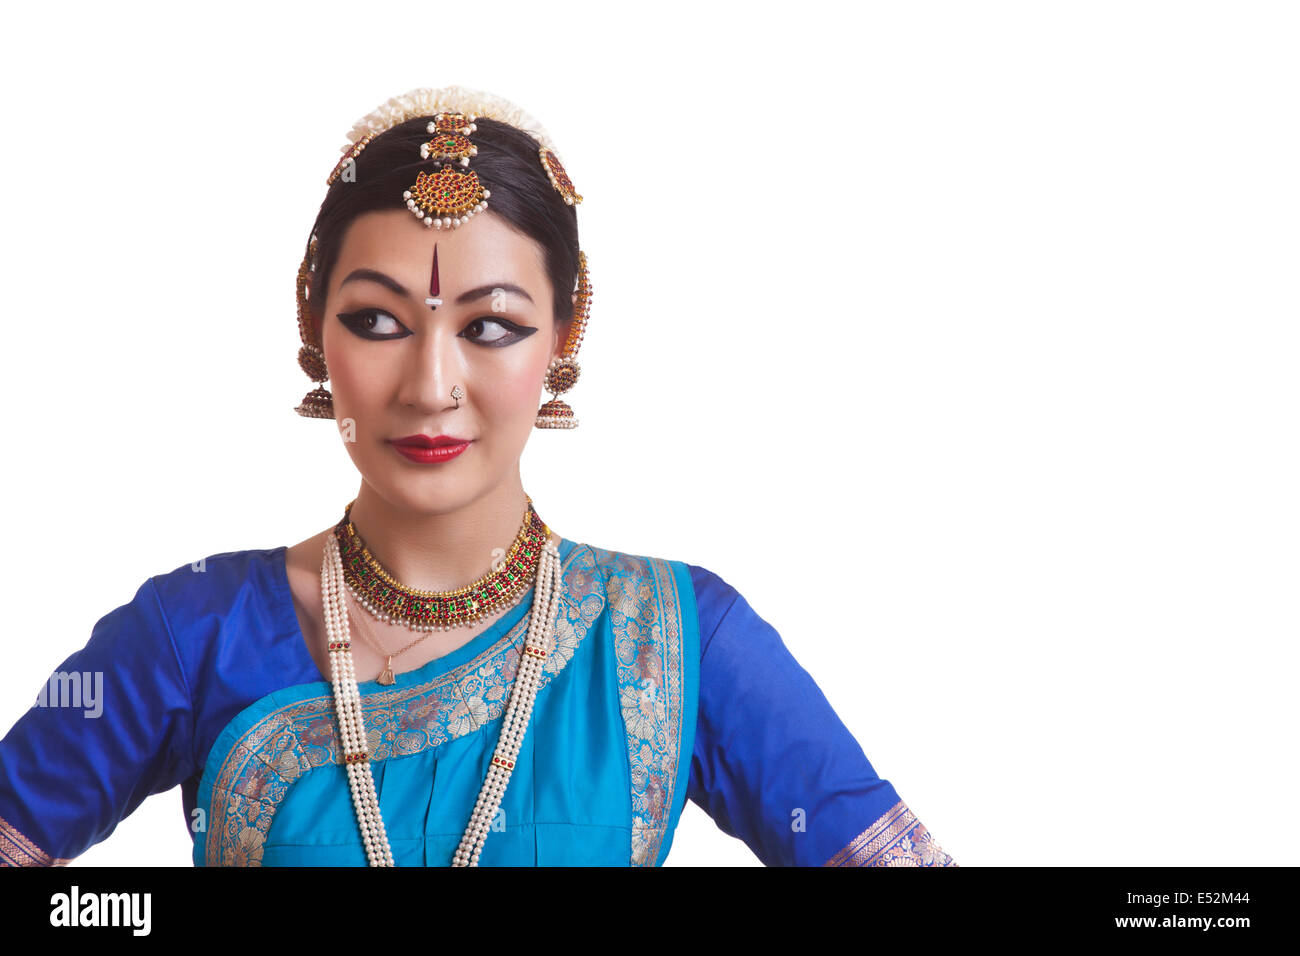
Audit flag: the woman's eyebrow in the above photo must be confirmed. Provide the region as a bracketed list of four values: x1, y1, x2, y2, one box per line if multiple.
[455, 283, 535, 306]
[339, 269, 534, 307]
[340, 268, 410, 298]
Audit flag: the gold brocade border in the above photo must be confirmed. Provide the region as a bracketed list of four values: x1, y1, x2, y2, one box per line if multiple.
[202, 543, 605, 866]
[0, 814, 73, 867]
[595, 548, 686, 866]
[823, 799, 957, 867]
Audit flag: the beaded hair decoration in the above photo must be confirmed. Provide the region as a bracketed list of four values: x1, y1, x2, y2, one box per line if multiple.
[403, 111, 488, 230]
[295, 86, 589, 425]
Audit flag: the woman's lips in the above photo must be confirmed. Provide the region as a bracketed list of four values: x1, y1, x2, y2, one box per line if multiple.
[388, 436, 472, 464]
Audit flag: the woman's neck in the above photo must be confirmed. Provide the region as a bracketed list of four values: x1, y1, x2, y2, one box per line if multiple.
[343, 476, 539, 593]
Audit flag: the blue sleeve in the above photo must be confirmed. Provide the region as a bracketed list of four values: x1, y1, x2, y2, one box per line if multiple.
[685, 564, 956, 866]
[0, 577, 195, 865]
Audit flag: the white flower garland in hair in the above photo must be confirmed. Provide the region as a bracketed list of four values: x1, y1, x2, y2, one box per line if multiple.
[340, 85, 558, 155]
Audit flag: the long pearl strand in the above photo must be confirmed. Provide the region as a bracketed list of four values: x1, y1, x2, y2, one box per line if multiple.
[320, 531, 563, 867]
[453, 533, 560, 866]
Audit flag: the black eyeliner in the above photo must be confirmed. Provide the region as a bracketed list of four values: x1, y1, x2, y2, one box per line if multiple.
[336, 307, 539, 346]
[460, 316, 539, 347]
[336, 308, 410, 340]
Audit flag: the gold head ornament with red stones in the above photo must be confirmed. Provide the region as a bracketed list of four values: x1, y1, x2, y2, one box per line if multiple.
[404, 112, 490, 230]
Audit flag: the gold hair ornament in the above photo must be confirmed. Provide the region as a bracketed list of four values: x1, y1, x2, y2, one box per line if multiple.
[404, 112, 489, 230]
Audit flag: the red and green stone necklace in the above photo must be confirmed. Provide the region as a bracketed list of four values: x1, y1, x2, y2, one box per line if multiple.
[332, 496, 552, 633]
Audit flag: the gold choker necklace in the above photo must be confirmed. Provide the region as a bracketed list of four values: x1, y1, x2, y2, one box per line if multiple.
[333, 497, 552, 632]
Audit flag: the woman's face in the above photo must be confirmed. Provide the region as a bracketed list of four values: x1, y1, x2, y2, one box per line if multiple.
[316, 207, 569, 514]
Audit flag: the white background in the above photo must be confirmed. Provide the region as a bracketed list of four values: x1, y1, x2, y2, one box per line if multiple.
[0, 1, 1294, 867]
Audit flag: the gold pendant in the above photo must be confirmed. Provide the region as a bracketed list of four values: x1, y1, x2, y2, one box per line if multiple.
[378, 656, 396, 686]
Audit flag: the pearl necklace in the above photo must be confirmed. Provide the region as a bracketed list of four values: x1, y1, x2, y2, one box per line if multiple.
[320, 529, 563, 867]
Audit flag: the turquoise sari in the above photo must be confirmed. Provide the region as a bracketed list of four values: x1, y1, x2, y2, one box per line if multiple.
[194, 538, 696, 866]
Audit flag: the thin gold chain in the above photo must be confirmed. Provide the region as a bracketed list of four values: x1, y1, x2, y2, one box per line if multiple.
[345, 589, 433, 661]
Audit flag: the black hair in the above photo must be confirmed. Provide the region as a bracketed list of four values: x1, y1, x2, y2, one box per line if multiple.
[304, 115, 579, 334]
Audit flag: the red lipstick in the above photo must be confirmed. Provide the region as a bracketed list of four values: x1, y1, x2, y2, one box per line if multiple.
[388, 434, 472, 464]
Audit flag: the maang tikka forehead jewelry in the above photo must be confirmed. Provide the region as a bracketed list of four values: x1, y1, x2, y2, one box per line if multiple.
[404, 112, 489, 230]
[295, 86, 592, 424]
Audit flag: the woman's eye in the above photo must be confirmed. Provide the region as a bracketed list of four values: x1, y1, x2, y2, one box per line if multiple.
[460, 317, 538, 348]
[337, 308, 409, 340]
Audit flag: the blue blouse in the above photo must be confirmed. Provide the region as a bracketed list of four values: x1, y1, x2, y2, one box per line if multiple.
[0, 538, 954, 867]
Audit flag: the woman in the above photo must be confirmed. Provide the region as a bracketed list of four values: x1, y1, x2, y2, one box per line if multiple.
[0, 86, 955, 867]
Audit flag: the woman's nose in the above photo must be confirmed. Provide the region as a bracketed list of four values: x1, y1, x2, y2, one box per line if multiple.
[396, 324, 462, 411]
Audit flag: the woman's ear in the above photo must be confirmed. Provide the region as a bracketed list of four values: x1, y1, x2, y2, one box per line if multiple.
[551, 296, 576, 358]
[552, 314, 573, 359]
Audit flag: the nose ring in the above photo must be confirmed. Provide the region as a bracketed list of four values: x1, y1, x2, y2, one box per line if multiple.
[451, 384, 464, 409]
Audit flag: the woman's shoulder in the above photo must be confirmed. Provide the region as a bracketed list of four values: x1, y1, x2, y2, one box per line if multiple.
[116, 543, 320, 723]
[564, 536, 708, 578]
[563, 538, 741, 631]
[144, 545, 290, 619]
[87, 548, 298, 692]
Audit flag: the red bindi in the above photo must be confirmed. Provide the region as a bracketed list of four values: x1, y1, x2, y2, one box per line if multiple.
[425, 243, 442, 309]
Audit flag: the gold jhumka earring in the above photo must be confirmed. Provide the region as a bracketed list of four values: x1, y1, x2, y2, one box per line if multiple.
[294, 236, 334, 419]
[535, 250, 590, 429]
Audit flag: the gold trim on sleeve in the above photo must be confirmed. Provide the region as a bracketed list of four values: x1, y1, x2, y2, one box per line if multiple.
[0, 814, 73, 867]
[823, 799, 957, 867]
